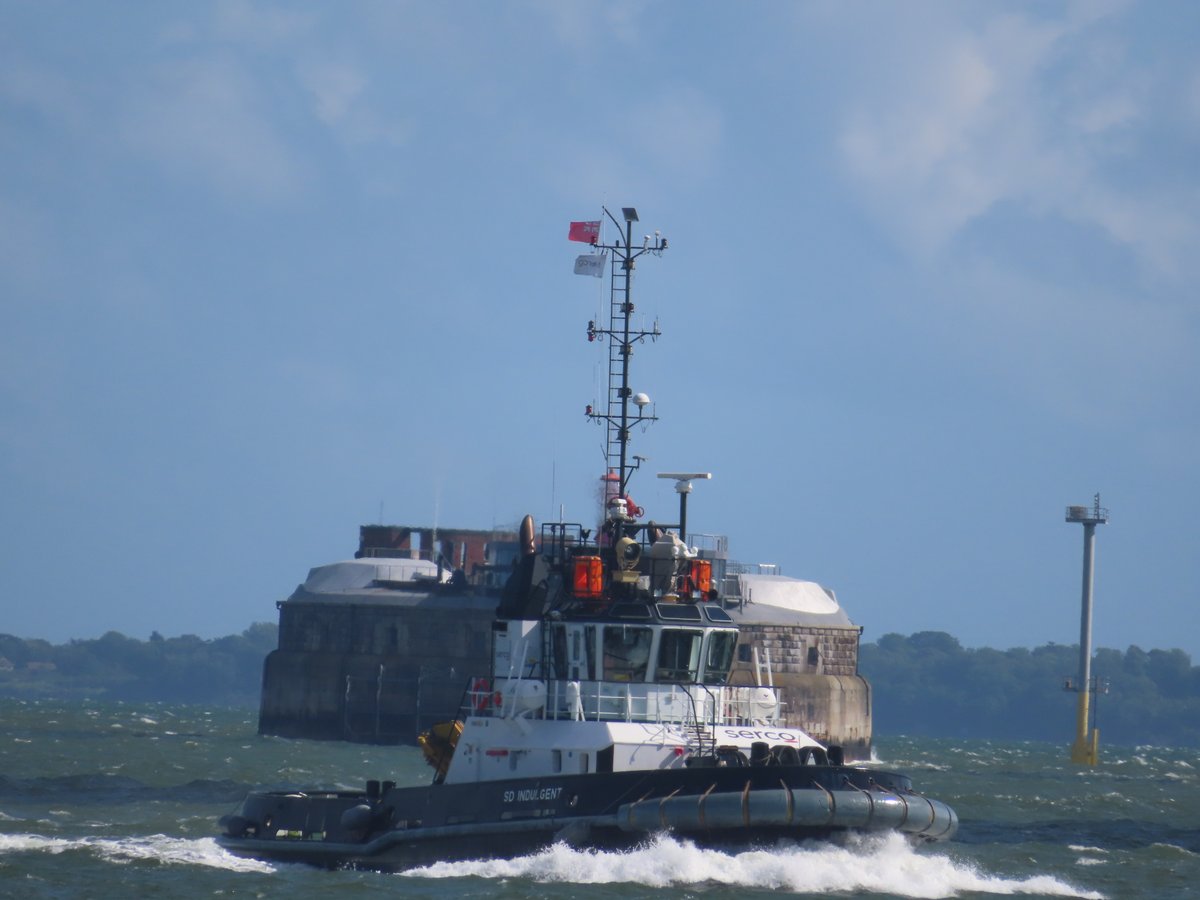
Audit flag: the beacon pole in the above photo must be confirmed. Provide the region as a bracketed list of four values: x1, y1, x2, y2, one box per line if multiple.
[1065, 496, 1109, 766]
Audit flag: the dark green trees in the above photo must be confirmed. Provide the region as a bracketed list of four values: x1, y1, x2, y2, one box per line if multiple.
[861, 633, 1200, 746]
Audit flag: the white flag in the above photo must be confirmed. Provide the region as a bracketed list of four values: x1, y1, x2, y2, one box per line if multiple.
[574, 254, 607, 278]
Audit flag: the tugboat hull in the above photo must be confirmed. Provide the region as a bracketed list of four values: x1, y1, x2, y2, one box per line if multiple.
[218, 765, 957, 870]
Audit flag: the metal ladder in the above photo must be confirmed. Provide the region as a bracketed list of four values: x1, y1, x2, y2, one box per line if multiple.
[683, 688, 718, 758]
[603, 255, 630, 470]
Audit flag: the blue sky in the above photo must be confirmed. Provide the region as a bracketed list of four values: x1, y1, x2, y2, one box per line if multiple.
[2, 1, 1197, 658]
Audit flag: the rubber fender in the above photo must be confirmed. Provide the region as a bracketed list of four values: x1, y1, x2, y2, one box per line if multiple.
[827, 789, 873, 828]
[798, 747, 829, 766]
[745, 785, 793, 826]
[791, 789, 835, 827]
[658, 793, 705, 832]
[694, 791, 744, 829]
[621, 792, 666, 833]
[773, 745, 801, 766]
[865, 792, 908, 830]
[897, 794, 935, 834]
[619, 790, 734, 833]
[922, 797, 959, 841]
[749, 742, 771, 766]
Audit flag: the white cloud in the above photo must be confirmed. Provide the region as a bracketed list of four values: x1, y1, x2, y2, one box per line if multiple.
[296, 60, 411, 149]
[836, 13, 1053, 248]
[801, 2, 1200, 430]
[299, 61, 366, 126]
[1, 13, 317, 204]
[121, 56, 306, 201]
[1078, 189, 1198, 280]
[837, 38, 1002, 251]
[831, 4, 1197, 280]
[1070, 92, 1137, 135]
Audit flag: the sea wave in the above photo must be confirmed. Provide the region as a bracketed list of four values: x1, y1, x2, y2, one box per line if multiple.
[402, 833, 1105, 898]
[0, 773, 248, 804]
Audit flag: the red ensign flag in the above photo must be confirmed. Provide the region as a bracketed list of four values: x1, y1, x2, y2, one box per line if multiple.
[568, 220, 601, 243]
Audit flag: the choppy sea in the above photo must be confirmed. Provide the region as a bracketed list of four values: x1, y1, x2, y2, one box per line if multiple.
[0, 699, 1196, 898]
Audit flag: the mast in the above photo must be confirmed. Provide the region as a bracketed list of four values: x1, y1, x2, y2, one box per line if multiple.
[585, 207, 667, 497]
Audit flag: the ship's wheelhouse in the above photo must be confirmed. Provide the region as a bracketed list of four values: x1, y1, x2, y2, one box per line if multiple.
[486, 601, 776, 731]
[546, 615, 738, 687]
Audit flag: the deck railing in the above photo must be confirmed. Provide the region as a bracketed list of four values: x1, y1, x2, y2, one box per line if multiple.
[464, 676, 781, 728]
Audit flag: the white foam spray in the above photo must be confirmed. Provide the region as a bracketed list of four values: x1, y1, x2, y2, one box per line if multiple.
[404, 833, 1104, 899]
[0, 832, 275, 873]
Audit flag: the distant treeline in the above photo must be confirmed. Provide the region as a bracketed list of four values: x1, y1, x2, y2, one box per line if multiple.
[1, 626, 1198, 747]
[860, 631, 1200, 748]
[0, 624, 278, 707]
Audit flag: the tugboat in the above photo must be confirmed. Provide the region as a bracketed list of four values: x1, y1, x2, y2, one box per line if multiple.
[217, 208, 958, 870]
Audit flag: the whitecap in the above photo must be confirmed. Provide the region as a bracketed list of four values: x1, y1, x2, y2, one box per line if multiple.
[0, 832, 275, 873]
[0, 834, 75, 855]
[402, 833, 1105, 898]
[1149, 842, 1198, 858]
[96, 834, 277, 872]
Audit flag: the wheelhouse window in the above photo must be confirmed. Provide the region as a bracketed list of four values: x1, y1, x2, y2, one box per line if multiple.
[550, 624, 568, 679]
[655, 629, 703, 682]
[602, 625, 653, 682]
[703, 630, 738, 684]
[584, 625, 597, 679]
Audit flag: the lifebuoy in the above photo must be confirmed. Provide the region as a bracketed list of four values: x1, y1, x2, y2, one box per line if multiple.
[470, 677, 493, 711]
